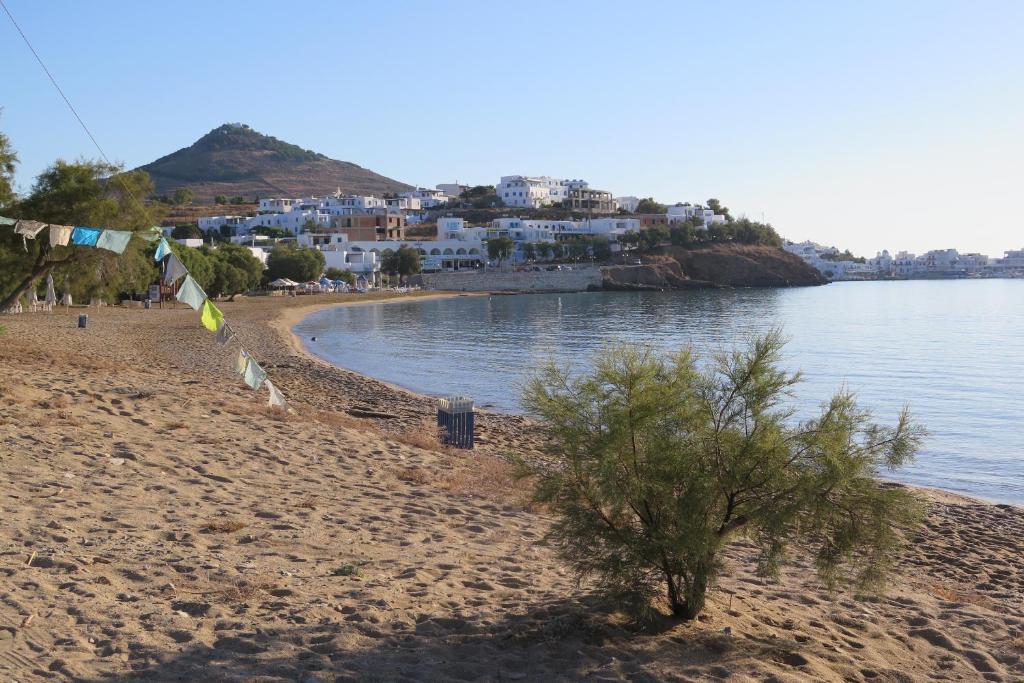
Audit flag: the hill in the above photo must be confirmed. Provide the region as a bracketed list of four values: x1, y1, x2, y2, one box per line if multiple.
[137, 123, 412, 203]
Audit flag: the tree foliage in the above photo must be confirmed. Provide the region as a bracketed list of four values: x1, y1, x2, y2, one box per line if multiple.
[487, 236, 515, 265]
[0, 123, 17, 211]
[522, 332, 924, 621]
[173, 187, 194, 205]
[634, 197, 666, 214]
[265, 243, 325, 282]
[380, 245, 421, 283]
[171, 224, 203, 239]
[324, 267, 356, 284]
[0, 158, 163, 309]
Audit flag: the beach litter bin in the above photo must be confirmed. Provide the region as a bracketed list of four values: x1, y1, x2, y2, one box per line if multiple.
[77, 314, 88, 328]
[437, 396, 475, 449]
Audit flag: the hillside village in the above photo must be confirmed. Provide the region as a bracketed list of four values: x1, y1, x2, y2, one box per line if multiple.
[132, 125, 1021, 286]
[178, 177, 1023, 285]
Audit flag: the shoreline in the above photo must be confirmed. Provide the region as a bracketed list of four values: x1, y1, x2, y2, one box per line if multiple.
[272, 293, 1017, 510]
[1, 299, 1022, 680]
[270, 290, 489, 402]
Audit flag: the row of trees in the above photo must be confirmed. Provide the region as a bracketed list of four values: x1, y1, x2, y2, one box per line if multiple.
[518, 237, 613, 263]
[618, 216, 783, 251]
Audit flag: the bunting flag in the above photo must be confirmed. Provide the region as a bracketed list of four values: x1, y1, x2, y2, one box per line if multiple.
[215, 320, 234, 346]
[49, 225, 74, 247]
[71, 226, 102, 246]
[95, 229, 133, 254]
[200, 299, 224, 333]
[234, 348, 249, 376]
[243, 357, 267, 390]
[45, 273, 57, 305]
[3, 219, 288, 409]
[175, 274, 206, 310]
[154, 237, 171, 261]
[163, 252, 187, 284]
[15, 220, 46, 239]
[266, 380, 287, 409]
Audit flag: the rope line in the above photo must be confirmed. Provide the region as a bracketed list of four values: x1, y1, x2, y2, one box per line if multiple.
[0, 0, 151, 222]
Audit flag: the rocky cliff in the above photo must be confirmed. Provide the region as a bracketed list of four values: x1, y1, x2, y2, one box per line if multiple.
[603, 244, 827, 290]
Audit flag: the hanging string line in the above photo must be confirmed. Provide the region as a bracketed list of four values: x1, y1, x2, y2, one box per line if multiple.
[0, 0, 151, 222]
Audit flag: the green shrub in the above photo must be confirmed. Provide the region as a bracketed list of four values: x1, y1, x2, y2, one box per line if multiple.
[522, 331, 925, 620]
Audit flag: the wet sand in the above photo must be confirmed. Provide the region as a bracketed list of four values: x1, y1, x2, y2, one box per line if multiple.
[0, 295, 1022, 681]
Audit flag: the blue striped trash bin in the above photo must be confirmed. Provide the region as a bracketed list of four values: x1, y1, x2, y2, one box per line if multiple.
[437, 396, 475, 449]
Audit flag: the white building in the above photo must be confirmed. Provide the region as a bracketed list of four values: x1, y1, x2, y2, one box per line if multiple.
[295, 231, 485, 276]
[198, 215, 250, 235]
[614, 196, 641, 213]
[400, 187, 449, 208]
[497, 175, 577, 208]
[259, 198, 302, 213]
[667, 203, 726, 229]
[436, 183, 468, 198]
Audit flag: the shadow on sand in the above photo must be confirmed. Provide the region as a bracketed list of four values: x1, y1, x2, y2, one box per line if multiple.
[80, 593, 784, 682]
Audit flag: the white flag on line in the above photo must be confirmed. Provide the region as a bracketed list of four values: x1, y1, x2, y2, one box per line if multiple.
[266, 380, 287, 409]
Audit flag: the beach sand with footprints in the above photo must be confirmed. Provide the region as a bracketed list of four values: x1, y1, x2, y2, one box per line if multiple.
[1, 293, 1022, 681]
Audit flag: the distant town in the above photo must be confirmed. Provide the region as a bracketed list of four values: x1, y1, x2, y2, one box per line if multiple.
[171, 175, 1023, 285]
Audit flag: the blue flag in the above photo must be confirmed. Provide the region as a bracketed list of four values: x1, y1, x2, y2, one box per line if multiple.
[154, 237, 171, 261]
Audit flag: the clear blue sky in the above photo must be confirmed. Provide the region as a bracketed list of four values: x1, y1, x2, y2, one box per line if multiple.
[3, 0, 1022, 256]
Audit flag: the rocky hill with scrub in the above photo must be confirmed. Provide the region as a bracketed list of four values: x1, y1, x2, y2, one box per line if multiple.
[137, 123, 411, 203]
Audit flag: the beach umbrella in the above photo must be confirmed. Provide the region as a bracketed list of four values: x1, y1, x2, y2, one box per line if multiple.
[45, 273, 57, 304]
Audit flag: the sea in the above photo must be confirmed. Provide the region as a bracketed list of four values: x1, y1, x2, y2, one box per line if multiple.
[294, 280, 1024, 505]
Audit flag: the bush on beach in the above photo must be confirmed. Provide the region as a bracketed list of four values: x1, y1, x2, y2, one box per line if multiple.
[521, 331, 926, 621]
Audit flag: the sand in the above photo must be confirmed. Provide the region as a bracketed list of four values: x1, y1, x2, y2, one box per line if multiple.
[0, 294, 1022, 682]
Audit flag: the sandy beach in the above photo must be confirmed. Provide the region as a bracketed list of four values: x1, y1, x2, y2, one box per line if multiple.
[1, 294, 1023, 682]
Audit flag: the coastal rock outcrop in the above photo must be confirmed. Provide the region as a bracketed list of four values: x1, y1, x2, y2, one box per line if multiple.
[602, 244, 828, 290]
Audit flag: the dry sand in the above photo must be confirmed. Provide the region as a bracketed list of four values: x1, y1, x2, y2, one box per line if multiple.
[0, 294, 1022, 682]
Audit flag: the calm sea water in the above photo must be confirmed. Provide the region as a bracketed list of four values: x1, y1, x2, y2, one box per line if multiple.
[295, 281, 1024, 505]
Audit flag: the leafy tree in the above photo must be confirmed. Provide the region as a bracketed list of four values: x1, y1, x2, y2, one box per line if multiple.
[590, 237, 612, 262]
[231, 195, 247, 204]
[380, 245, 421, 284]
[669, 221, 700, 247]
[265, 243, 325, 282]
[250, 226, 291, 239]
[522, 332, 925, 621]
[487, 236, 515, 265]
[522, 242, 537, 261]
[635, 197, 666, 214]
[706, 198, 732, 221]
[0, 159, 162, 309]
[535, 242, 554, 260]
[214, 194, 228, 205]
[551, 242, 564, 260]
[0, 123, 17, 210]
[171, 223, 203, 239]
[641, 224, 670, 250]
[324, 267, 355, 284]
[618, 231, 641, 250]
[566, 238, 588, 262]
[173, 187, 194, 205]
[206, 243, 263, 296]
[164, 240, 213, 289]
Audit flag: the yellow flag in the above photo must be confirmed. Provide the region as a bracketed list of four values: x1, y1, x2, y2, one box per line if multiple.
[200, 299, 224, 333]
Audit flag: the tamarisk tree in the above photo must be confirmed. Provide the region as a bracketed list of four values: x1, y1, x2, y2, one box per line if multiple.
[522, 331, 925, 620]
